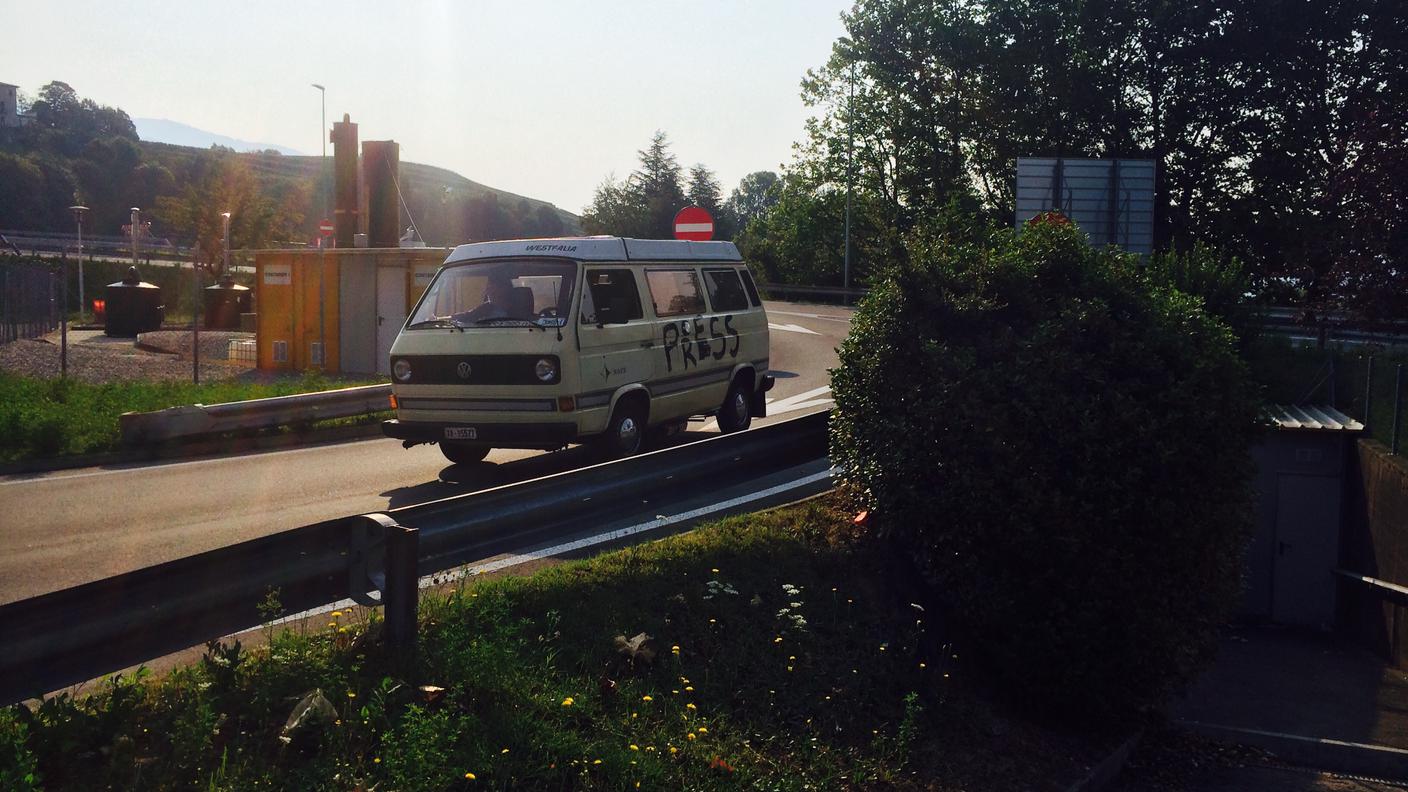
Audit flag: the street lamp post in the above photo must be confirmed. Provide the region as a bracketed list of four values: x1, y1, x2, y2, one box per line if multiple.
[221, 211, 232, 275]
[130, 207, 141, 265]
[69, 205, 88, 320]
[312, 83, 326, 218]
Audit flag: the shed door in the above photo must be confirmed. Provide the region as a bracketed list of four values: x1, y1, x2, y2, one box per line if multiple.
[1272, 474, 1341, 629]
[375, 267, 406, 376]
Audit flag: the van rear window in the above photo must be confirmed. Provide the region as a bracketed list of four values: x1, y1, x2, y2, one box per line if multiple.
[645, 270, 705, 317]
[703, 268, 750, 312]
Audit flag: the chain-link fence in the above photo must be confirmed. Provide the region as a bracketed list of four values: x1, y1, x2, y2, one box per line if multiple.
[0, 258, 58, 343]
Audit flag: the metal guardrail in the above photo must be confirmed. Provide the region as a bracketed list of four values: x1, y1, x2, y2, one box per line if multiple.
[118, 384, 394, 444]
[0, 410, 831, 705]
[762, 282, 869, 302]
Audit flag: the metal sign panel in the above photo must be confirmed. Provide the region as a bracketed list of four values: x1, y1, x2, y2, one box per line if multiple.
[1015, 157, 1156, 255]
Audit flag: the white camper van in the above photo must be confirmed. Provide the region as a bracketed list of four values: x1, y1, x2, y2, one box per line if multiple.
[381, 237, 773, 463]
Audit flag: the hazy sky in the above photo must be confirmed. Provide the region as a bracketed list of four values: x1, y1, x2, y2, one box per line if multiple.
[2, 0, 851, 214]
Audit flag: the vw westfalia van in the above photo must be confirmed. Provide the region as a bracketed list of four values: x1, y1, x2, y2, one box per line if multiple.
[381, 237, 773, 463]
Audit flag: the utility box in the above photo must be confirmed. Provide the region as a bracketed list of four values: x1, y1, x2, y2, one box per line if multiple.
[254, 247, 447, 375]
[104, 267, 164, 337]
[1243, 406, 1364, 629]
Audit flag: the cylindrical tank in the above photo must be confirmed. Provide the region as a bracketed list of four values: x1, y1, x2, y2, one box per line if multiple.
[104, 267, 164, 337]
[363, 139, 401, 248]
[203, 273, 252, 329]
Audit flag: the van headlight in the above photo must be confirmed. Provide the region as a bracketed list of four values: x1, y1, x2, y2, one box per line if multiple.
[535, 358, 558, 382]
[393, 358, 412, 382]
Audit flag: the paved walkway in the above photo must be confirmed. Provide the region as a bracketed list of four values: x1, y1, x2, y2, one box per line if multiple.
[1170, 625, 1408, 783]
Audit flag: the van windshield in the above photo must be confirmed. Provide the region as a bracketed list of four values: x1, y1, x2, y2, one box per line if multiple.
[408, 259, 578, 329]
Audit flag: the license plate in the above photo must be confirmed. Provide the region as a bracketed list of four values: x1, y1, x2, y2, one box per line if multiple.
[444, 427, 477, 440]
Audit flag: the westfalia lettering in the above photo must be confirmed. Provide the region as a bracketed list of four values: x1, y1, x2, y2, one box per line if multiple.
[524, 244, 579, 252]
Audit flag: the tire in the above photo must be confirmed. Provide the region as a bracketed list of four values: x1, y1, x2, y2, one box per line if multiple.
[717, 376, 753, 434]
[440, 442, 491, 464]
[598, 399, 647, 458]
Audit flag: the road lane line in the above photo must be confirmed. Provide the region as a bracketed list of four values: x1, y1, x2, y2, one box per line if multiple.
[260, 467, 835, 629]
[768, 309, 853, 323]
[769, 322, 822, 335]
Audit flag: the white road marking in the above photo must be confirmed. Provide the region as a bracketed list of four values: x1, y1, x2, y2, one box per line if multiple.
[260, 467, 836, 628]
[701, 386, 833, 432]
[768, 309, 854, 324]
[769, 322, 821, 335]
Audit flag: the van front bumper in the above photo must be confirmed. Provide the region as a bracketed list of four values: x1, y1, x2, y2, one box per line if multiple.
[381, 419, 579, 447]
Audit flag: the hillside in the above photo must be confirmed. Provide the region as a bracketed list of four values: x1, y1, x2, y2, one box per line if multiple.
[0, 82, 579, 249]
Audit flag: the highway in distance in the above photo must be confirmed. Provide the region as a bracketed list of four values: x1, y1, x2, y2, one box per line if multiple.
[0, 300, 855, 603]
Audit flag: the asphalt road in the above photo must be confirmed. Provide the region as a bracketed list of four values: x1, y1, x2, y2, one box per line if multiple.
[0, 300, 854, 604]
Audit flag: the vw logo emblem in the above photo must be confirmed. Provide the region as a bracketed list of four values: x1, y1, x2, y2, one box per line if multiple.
[456, 361, 472, 379]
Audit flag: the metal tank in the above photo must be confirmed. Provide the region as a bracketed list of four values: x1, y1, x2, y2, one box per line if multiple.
[203, 272, 252, 329]
[103, 267, 164, 337]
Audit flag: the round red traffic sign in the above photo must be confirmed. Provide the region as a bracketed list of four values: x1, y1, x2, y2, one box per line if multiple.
[673, 206, 714, 241]
[319, 218, 334, 236]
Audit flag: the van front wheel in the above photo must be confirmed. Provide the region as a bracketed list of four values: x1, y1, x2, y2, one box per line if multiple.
[440, 442, 491, 464]
[717, 378, 753, 434]
[599, 400, 646, 458]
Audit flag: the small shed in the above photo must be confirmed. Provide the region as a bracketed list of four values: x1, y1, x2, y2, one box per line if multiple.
[1243, 405, 1364, 628]
[104, 267, 164, 337]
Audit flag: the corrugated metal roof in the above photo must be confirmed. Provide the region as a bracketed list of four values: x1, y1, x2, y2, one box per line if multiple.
[1268, 405, 1365, 432]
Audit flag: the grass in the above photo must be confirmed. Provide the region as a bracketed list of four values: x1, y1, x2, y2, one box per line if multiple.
[0, 498, 1113, 791]
[0, 371, 385, 462]
[1245, 333, 1408, 448]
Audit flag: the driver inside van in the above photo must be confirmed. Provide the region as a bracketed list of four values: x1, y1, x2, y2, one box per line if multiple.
[457, 275, 517, 322]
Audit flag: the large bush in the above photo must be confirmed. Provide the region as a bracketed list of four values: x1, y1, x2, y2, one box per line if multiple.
[830, 221, 1262, 723]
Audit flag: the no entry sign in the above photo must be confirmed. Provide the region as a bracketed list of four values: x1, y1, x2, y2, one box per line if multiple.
[319, 218, 334, 236]
[673, 206, 714, 241]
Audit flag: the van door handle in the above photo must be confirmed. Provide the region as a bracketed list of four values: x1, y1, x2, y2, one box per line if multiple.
[640, 341, 653, 348]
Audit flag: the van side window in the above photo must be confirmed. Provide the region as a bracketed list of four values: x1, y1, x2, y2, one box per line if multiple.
[645, 270, 705, 317]
[739, 269, 763, 307]
[581, 269, 644, 325]
[702, 268, 750, 312]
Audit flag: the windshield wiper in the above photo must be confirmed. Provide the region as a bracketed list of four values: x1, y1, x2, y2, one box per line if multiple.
[472, 316, 535, 325]
[407, 317, 468, 331]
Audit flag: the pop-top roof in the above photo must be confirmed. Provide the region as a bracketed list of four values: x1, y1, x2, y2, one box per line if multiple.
[1268, 405, 1364, 432]
[445, 236, 742, 264]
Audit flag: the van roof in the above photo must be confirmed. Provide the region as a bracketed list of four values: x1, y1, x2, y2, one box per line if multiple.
[444, 236, 743, 264]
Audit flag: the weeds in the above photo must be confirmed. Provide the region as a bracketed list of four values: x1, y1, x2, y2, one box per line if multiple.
[1, 499, 1113, 790]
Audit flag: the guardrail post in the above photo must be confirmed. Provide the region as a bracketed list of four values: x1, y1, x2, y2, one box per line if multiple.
[384, 523, 420, 657]
[1365, 356, 1375, 436]
[1393, 364, 1403, 456]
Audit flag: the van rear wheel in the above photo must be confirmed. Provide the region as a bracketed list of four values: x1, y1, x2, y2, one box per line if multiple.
[440, 442, 491, 464]
[717, 377, 753, 434]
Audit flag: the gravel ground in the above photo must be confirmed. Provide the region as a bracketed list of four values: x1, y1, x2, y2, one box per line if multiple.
[0, 329, 254, 384]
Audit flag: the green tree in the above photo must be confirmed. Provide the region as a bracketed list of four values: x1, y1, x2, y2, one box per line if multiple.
[152, 150, 300, 273]
[725, 170, 780, 229]
[581, 131, 694, 239]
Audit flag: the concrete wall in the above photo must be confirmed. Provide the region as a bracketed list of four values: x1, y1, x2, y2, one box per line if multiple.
[1339, 440, 1408, 665]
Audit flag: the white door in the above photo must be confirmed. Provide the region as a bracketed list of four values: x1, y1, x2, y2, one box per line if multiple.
[375, 267, 406, 376]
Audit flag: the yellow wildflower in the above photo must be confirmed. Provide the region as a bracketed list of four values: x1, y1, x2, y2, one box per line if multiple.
[686, 732, 697, 741]
[331, 611, 342, 618]
[684, 686, 694, 692]
[373, 757, 380, 764]
[686, 702, 697, 710]
[501, 748, 509, 754]
[642, 695, 653, 702]
[465, 772, 476, 780]
[593, 759, 602, 765]
[561, 696, 574, 707]
[774, 636, 783, 644]
[629, 744, 639, 751]
[711, 568, 720, 574]
[347, 691, 356, 698]
[696, 726, 708, 734]
[670, 746, 678, 754]
[671, 645, 681, 655]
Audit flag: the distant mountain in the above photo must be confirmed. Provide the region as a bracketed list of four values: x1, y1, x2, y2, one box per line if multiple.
[134, 118, 303, 155]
